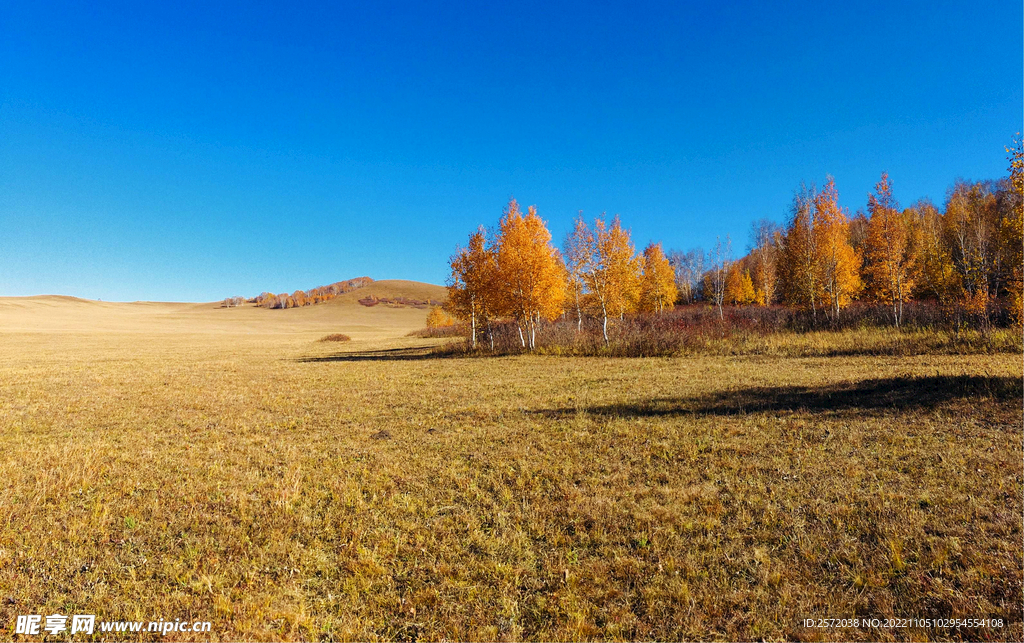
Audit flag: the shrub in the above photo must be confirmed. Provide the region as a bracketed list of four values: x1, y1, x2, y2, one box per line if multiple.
[426, 307, 457, 328]
[319, 334, 351, 342]
[429, 300, 1021, 358]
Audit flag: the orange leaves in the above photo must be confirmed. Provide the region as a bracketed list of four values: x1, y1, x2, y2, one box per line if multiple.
[494, 200, 567, 348]
[815, 176, 862, 319]
[864, 173, 916, 325]
[1005, 136, 1024, 324]
[563, 213, 594, 330]
[589, 215, 642, 317]
[724, 265, 756, 305]
[640, 243, 677, 313]
[450, 201, 680, 349]
[448, 226, 498, 348]
[780, 187, 820, 315]
[254, 278, 373, 310]
[448, 198, 566, 349]
[425, 306, 456, 328]
[780, 178, 861, 321]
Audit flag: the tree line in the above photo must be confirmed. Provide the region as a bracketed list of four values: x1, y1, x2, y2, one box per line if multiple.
[222, 277, 373, 309]
[447, 199, 676, 349]
[446, 138, 1023, 347]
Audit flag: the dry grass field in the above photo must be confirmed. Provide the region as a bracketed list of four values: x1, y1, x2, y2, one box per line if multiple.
[0, 283, 1020, 641]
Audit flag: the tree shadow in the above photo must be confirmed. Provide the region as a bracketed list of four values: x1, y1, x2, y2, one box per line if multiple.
[297, 346, 460, 362]
[533, 374, 1022, 419]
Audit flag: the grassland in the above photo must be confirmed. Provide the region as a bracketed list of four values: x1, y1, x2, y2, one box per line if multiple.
[0, 285, 1020, 641]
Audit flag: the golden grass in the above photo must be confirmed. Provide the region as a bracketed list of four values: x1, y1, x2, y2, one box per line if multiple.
[0, 296, 1020, 641]
[700, 326, 1023, 357]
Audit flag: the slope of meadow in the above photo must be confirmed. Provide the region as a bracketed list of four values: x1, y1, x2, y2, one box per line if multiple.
[0, 280, 447, 341]
[0, 292, 1020, 641]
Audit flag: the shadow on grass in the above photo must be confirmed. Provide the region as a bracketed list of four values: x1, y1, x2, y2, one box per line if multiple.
[297, 346, 462, 362]
[534, 374, 1023, 418]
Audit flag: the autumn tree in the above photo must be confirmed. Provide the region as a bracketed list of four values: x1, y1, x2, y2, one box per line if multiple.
[864, 172, 917, 326]
[584, 214, 641, 342]
[909, 199, 959, 311]
[639, 242, 678, 313]
[724, 264, 756, 305]
[563, 213, 594, 332]
[426, 306, 456, 328]
[493, 199, 567, 349]
[1005, 135, 1024, 325]
[447, 226, 498, 349]
[707, 235, 732, 319]
[944, 180, 1001, 321]
[667, 248, 704, 304]
[848, 210, 870, 256]
[750, 219, 781, 306]
[814, 176, 862, 321]
[780, 186, 821, 320]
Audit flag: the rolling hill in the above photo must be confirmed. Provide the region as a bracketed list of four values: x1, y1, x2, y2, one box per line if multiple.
[0, 279, 448, 341]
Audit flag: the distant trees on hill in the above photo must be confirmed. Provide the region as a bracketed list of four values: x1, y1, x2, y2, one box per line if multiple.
[445, 136, 1024, 350]
[221, 277, 373, 309]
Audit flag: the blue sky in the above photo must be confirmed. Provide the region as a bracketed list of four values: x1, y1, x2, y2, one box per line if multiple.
[1, 0, 1020, 301]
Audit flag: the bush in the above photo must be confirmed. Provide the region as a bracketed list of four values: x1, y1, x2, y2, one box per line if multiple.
[428, 300, 1021, 358]
[426, 307, 457, 328]
[408, 323, 468, 338]
[319, 334, 351, 342]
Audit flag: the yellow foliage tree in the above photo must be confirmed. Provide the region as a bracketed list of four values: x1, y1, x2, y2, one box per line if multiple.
[909, 199, 960, 313]
[426, 306, 456, 328]
[724, 265, 756, 305]
[585, 214, 641, 342]
[447, 226, 498, 349]
[780, 187, 821, 320]
[494, 199, 567, 349]
[750, 220, 780, 306]
[639, 242, 678, 313]
[563, 213, 594, 332]
[944, 181, 998, 322]
[814, 176, 862, 320]
[864, 172, 917, 326]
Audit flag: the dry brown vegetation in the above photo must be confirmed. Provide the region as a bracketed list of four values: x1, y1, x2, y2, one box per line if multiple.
[319, 334, 352, 343]
[0, 287, 1020, 641]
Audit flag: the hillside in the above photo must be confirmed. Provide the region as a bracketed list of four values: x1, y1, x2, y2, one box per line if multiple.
[329, 279, 447, 306]
[0, 280, 448, 341]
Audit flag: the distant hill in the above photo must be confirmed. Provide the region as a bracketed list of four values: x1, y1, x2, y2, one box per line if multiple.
[330, 280, 447, 308]
[247, 276, 374, 309]
[0, 280, 449, 340]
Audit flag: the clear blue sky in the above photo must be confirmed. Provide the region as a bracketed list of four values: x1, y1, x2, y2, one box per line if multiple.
[1, 0, 1020, 301]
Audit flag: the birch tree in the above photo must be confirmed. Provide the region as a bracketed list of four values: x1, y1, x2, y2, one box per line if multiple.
[639, 242, 678, 313]
[584, 214, 641, 342]
[562, 213, 594, 332]
[494, 199, 566, 349]
[864, 173, 916, 326]
[447, 226, 497, 349]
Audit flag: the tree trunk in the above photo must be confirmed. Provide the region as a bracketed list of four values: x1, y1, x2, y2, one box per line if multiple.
[575, 293, 582, 332]
[517, 323, 526, 348]
[601, 301, 609, 344]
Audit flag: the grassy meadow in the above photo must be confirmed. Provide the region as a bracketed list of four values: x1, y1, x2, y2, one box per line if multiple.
[0, 283, 1021, 641]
